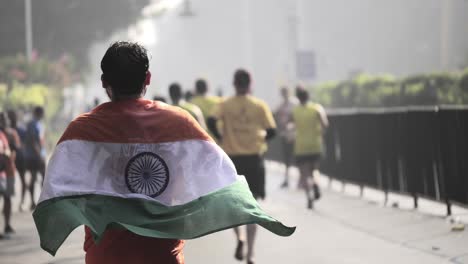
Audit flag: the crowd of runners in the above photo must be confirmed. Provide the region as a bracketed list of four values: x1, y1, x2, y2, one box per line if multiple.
[153, 71, 328, 262]
[0, 106, 46, 239]
[0, 42, 326, 263]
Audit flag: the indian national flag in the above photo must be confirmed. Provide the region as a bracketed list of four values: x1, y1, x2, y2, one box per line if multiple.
[33, 99, 295, 256]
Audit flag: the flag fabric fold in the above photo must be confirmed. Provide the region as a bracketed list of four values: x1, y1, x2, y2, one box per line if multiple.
[33, 99, 295, 256]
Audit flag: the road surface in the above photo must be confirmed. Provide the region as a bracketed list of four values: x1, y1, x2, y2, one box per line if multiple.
[0, 161, 467, 264]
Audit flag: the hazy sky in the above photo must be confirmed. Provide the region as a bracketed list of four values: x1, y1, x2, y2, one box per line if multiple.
[86, 0, 468, 106]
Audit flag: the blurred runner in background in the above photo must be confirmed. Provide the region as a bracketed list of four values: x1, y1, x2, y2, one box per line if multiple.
[0, 112, 16, 238]
[24, 106, 46, 210]
[184, 90, 194, 102]
[291, 86, 328, 209]
[7, 110, 27, 211]
[274, 86, 297, 189]
[191, 78, 223, 139]
[169, 82, 206, 129]
[208, 69, 276, 264]
[191, 78, 223, 124]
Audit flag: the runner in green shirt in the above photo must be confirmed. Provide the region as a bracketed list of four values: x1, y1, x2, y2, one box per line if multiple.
[168, 82, 206, 129]
[291, 86, 328, 209]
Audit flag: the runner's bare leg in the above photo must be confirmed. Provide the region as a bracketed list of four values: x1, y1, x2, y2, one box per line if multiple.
[18, 170, 26, 210]
[246, 224, 257, 262]
[233, 226, 245, 260]
[299, 162, 313, 208]
[29, 169, 37, 210]
[3, 195, 11, 229]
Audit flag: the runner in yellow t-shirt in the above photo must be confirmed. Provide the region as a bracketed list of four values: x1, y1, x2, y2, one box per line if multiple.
[168, 82, 206, 129]
[191, 79, 222, 139]
[207, 69, 276, 264]
[191, 79, 222, 121]
[292, 86, 328, 209]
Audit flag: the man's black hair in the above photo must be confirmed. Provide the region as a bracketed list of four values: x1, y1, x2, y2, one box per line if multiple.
[33, 106, 44, 119]
[195, 79, 208, 95]
[101, 41, 149, 96]
[169, 83, 183, 100]
[185, 91, 193, 102]
[233, 69, 251, 90]
[295, 86, 309, 103]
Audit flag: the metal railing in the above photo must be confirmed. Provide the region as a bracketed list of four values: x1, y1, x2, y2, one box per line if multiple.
[267, 106, 468, 215]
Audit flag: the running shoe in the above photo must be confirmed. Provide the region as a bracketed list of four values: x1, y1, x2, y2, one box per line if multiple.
[4, 225, 15, 235]
[313, 183, 321, 200]
[280, 181, 289, 188]
[235, 240, 244, 261]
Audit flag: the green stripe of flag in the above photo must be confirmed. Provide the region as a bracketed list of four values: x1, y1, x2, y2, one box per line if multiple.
[33, 180, 295, 256]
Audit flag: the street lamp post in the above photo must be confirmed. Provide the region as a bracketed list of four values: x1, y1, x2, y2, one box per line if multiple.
[287, 0, 299, 85]
[25, 0, 33, 62]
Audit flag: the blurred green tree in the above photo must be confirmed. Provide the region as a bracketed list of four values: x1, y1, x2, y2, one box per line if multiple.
[0, 0, 150, 69]
[312, 70, 467, 108]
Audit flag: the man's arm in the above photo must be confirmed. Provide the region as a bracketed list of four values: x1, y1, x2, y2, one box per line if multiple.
[207, 117, 222, 141]
[265, 128, 276, 141]
[317, 105, 329, 130]
[33, 123, 44, 157]
[194, 108, 207, 130]
[261, 102, 277, 141]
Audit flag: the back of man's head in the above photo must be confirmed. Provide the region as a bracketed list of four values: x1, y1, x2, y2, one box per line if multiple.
[101, 41, 149, 96]
[6, 110, 17, 128]
[295, 86, 309, 104]
[33, 106, 44, 120]
[233, 69, 251, 94]
[185, 91, 193, 102]
[195, 79, 208, 95]
[169, 83, 183, 102]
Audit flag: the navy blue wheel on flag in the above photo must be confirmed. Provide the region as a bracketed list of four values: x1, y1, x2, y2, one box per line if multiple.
[125, 152, 170, 198]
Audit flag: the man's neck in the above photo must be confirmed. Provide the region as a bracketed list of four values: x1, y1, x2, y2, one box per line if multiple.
[111, 94, 142, 102]
[172, 99, 183, 105]
[235, 87, 249, 96]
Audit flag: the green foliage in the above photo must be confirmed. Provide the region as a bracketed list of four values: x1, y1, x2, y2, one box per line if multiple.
[459, 68, 468, 103]
[0, 82, 64, 148]
[0, 55, 79, 89]
[312, 70, 468, 107]
[313, 81, 338, 106]
[0, 83, 62, 117]
[7, 83, 47, 106]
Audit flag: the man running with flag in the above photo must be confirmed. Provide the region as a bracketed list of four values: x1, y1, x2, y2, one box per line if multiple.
[33, 42, 294, 264]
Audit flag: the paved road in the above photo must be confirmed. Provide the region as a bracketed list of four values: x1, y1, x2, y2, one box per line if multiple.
[1, 162, 467, 264]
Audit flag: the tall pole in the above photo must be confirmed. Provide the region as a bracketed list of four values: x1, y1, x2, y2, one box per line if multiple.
[440, 0, 451, 70]
[242, 0, 253, 70]
[25, 0, 33, 62]
[287, 0, 299, 86]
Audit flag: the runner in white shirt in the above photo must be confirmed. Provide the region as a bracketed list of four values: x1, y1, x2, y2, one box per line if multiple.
[274, 87, 298, 188]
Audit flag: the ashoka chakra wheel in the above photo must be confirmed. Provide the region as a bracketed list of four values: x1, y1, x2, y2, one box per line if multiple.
[124, 152, 169, 197]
